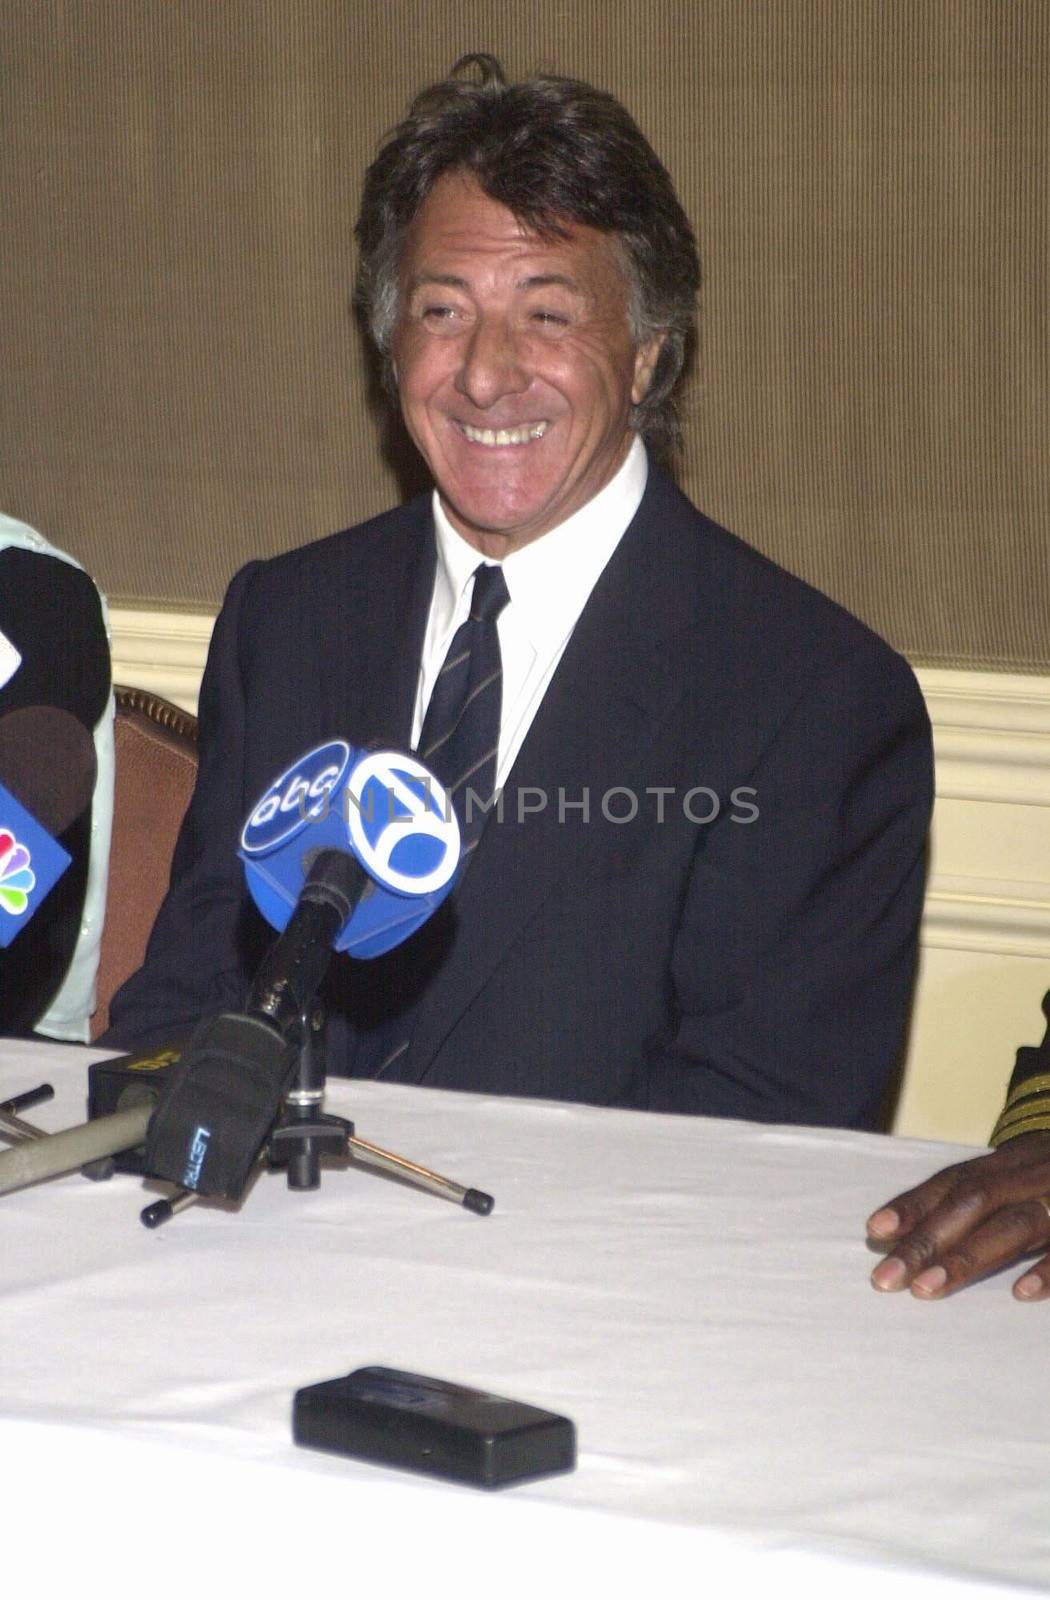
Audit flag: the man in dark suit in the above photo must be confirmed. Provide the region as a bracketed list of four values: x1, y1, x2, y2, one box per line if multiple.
[107, 56, 932, 1128]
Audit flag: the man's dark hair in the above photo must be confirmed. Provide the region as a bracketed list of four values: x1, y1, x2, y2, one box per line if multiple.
[355, 54, 700, 457]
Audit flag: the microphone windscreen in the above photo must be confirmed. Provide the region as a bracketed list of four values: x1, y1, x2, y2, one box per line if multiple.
[0, 706, 97, 832]
[144, 1012, 298, 1199]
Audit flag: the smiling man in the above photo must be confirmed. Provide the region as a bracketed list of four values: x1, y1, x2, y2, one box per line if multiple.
[107, 56, 933, 1129]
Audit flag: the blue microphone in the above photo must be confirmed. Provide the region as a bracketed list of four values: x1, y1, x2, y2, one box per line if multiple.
[0, 707, 96, 948]
[144, 745, 461, 1201]
[238, 742, 461, 957]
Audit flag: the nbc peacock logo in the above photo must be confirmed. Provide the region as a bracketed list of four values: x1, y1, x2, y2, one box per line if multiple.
[0, 828, 36, 917]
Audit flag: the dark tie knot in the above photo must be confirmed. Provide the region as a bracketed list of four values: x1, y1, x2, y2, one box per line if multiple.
[469, 563, 510, 623]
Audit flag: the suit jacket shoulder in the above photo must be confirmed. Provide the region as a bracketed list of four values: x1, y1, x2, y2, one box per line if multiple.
[591, 465, 927, 795]
[640, 465, 917, 686]
[238, 494, 433, 604]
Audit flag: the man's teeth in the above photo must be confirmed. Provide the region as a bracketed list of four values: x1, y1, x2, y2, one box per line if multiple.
[460, 422, 548, 447]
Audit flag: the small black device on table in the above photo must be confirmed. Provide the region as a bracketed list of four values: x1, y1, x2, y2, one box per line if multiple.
[294, 1366, 576, 1489]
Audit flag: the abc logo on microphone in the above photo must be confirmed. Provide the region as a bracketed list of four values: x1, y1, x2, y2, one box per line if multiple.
[239, 743, 460, 959]
[242, 740, 350, 853]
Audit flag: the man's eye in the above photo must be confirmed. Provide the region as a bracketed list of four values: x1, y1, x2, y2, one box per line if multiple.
[411, 302, 468, 329]
[531, 310, 569, 328]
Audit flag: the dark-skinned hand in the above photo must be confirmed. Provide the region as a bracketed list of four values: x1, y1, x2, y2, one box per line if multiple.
[867, 1131, 1050, 1299]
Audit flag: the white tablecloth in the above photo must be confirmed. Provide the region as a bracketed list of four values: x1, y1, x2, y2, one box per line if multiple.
[1, 1039, 1046, 1598]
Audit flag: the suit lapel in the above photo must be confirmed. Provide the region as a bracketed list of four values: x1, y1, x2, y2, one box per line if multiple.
[330, 499, 436, 751]
[402, 469, 703, 1084]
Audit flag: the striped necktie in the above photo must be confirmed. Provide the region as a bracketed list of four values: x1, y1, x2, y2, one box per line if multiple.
[358, 563, 510, 1082]
[418, 562, 510, 857]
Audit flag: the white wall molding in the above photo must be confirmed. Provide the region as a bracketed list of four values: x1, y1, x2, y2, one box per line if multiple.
[109, 605, 214, 714]
[913, 667, 1050, 961]
[921, 876, 1050, 960]
[916, 666, 1050, 807]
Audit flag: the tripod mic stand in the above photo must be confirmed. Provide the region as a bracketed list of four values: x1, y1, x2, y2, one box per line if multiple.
[0, 1010, 494, 1225]
[140, 1005, 494, 1229]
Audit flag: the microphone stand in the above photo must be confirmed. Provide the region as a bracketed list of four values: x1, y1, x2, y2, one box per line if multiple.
[268, 1003, 355, 1192]
[0, 857, 494, 1222]
[138, 1003, 494, 1229]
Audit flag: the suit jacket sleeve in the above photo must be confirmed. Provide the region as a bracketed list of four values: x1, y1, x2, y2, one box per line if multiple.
[639, 635, 932, 1128]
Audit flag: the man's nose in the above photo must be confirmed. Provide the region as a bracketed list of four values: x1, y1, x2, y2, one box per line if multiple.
[454, 315, 529, 409]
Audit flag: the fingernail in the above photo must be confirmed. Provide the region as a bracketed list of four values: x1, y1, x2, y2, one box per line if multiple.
[867, 1207, 901, 1238]
[1015, 1273, 1044, 1299]
[912, 1265, 948, 1296]
[871, 1256, 908, 1291]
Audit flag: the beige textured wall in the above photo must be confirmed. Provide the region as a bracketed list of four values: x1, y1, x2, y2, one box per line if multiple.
[2, 0, 1047, 668]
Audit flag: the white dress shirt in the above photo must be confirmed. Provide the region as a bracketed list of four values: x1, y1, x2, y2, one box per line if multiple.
[412, 434, 648, 789]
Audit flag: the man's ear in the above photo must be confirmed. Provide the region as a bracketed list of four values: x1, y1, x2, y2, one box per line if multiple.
[631, 334, 666, 405]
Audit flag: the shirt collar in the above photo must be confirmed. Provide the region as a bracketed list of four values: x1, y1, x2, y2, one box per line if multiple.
[429, 434, 648, 650]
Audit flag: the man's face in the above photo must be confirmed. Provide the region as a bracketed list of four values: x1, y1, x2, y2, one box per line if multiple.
[391, 172, 664, 556]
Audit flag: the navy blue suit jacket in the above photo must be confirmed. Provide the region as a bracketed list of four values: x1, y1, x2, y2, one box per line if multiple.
[107, 466, 932, 1127]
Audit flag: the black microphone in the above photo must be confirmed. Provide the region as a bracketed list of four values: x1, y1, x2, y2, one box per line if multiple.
[247, 848, 369, 1033]
[143, 851, 370, 1201]
[0, 706, 97, 948]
